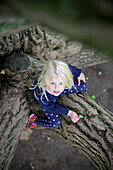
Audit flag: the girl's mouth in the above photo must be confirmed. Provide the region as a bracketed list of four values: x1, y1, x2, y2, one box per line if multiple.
[53, 91, 60, 94]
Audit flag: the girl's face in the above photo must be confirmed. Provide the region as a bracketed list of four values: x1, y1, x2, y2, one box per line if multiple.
[46, 74, 65, 96]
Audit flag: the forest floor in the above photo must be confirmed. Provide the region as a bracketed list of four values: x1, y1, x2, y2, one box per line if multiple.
[8, 61, 113, 170]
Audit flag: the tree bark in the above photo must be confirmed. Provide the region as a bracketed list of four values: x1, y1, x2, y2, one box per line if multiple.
[55, 94, 113, 170]
[0, 86, 30, 170]
[0, 26, 113, 170]
[0, 25, 107, 67]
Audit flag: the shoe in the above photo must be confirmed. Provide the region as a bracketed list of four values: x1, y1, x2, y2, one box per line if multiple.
[28, 114, 38, 129]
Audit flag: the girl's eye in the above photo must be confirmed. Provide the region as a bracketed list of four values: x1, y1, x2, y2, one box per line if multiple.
[51, 82, 54, 85]
[59, 82, 63, 85]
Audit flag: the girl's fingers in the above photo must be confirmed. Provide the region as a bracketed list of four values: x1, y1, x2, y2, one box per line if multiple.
[78, 79, 80, 85]
[74, 113, 79, 118]
[73, 118, 79, 123]
[73, 115, 79, 123]
[83, 78, 86, 83]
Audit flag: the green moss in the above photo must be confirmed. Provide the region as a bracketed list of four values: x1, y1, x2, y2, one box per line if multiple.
[0, 19, 27, 32]
[83, 120, 92, 131]
[61, 115, 71, 125]
[20, 96, 26, 102]
[66, 94, 88, 113]
[72, 142, 100, 169]
[68, 129, 99, 153]
[4, 137, 14, 150]
[97, 113, 113, 134]
[102, 131, 113, 151]
[15, 111, 20, 117]
[78, 95, 113, 133]
[91, 124, 100, 136]
[8, 119, 22, 139]
[0, 111, 7, 126]
[20, 101, 27, 108]
[1, 144, 14, 170]
[74, 123, 111, 164]
[0, 108, 13, 140]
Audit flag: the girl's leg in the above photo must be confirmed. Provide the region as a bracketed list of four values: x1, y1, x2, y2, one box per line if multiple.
[34, 114, 62, 129]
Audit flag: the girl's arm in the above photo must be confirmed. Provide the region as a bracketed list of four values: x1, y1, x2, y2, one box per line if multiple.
[40, 100, 69, 116]
[40, 100, 79, 123]
[68, 64, 81, 77]
[63, 80, 87, 94]
[34, 88, 80, 123]
[68, 64, 86, 85]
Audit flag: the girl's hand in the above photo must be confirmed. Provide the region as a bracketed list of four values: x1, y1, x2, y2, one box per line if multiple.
[78, 73, 86, 85]
[68, 110, 80, 123]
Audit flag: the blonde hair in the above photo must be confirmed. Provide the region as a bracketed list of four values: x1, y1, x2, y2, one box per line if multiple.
[34, 60, 74, 100]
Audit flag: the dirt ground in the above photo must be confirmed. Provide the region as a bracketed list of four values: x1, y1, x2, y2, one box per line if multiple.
[9, 61, 113, 170]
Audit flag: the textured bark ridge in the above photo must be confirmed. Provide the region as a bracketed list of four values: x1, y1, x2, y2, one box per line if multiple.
[0, 25, 112, 170]
[0, 25, 107, 67]
[55, 94, 113, 170]
[0, 86, 30, 170]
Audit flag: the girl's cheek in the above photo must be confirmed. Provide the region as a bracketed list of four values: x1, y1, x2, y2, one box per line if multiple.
[62, 85, 65, 89]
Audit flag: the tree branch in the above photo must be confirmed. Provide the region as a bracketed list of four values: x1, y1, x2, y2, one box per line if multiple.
[0, 25, 108, 68]
[2, 53, 113, 170]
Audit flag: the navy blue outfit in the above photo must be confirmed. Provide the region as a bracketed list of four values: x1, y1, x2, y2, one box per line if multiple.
[34, 64, 87, 128]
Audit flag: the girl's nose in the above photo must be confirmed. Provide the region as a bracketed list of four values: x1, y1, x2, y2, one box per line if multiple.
[55, 84, 58, 90]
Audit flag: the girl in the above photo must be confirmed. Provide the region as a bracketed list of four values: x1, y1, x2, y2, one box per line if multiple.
[28, 60, 87, 129]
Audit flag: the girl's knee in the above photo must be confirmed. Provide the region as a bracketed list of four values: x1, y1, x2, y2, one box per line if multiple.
[78, 82, 87, 93]
[82, 82, 87, 92]
[51, 117, 62, 129]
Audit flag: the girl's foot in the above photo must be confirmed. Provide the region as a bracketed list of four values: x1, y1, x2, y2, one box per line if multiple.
[28, 114, 38, 129]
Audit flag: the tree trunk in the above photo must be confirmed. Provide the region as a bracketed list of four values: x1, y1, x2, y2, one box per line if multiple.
[0, 25, 107, 66]
[54, 94, 113, 170]
[0, 26, 113, 170]
[0, 86, 30, 170]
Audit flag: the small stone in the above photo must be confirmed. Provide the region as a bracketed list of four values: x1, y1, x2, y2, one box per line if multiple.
[91, 95, 96, 100]
[33, 148, 36, 151]
[79, 115, 84, 118]
[47, 137, 50, 140]
[0, 70, 5, 74]
[30, 162, 33, 166]
[103, 89, 106, 92]
[98, 71, 102, 75]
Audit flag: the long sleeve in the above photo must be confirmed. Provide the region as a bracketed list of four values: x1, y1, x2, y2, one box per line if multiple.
[68, 64, 81, 77]
[41, 100, 69, 116]
[63, 80, 87, 94]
